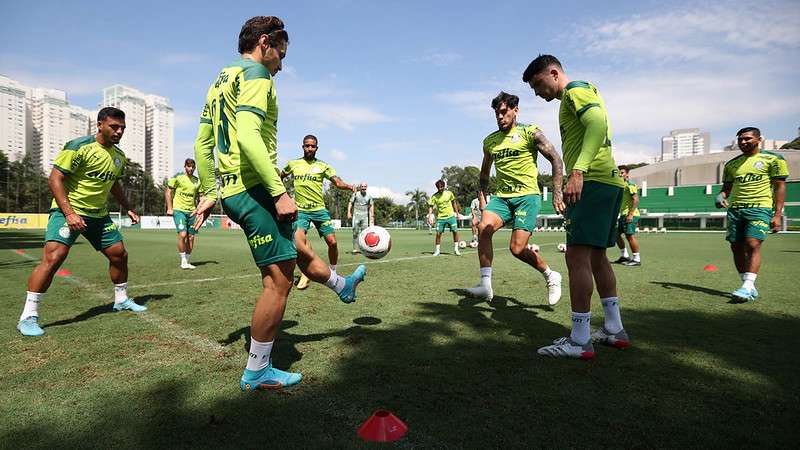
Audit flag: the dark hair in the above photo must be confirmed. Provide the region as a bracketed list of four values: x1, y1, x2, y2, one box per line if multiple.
[491, 91, 519, 110]
[737, 127, 761, 137]
[435, 179, 445, 188]
[184, 158, 196, 166]
[617, 165, 629, 172]
[238, 16, 288, 54]
[303, 134, 318, 144]
[97, 107, 125, 122]
[522, 54, 563, 83]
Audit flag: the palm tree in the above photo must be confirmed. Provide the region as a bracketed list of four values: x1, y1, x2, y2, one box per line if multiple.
[405, 188, 429, 229]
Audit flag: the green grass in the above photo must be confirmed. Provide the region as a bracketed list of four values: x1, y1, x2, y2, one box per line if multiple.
[1, 228, 799, 448]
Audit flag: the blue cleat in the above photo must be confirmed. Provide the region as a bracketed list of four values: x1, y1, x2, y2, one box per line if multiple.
[240, 362, 302, 392]
[113, 298, 148, 312]
[731, 287, 757, 302]
[17, 316, 44, 336]
[338, 264, 366, 304]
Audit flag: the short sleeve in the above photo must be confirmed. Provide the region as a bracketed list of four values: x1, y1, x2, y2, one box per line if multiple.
[167, 177, 178, 189]
[324, 164, 337, 180]
[628, 184, 638, 195]
[770, 157, 789, 179]
[53, 147, 80, 174]
[236, 65, 272, 119]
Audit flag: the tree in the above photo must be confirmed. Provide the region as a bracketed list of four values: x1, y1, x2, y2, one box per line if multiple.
[323, 182, 353, 222]
[373, 197, 408, 226]
[110, 161, 165, 215]
[405, 188, 429, 229]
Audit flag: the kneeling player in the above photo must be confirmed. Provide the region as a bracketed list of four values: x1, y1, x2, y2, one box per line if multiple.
[465, 92, 563, 305]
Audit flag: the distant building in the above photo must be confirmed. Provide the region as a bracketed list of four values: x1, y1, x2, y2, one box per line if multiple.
[661, 128, 711, 161]
[723, 137, 788, 152]
[0, 75, 28, 162]
[102, 85, 147, 170]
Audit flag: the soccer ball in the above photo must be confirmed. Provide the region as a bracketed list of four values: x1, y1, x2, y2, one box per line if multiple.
[527, 243, 540, 252]
[469, 240, 478, 248]
[458, 240, 467, 249]
[557, 243, 567, 253]
[358, 226, 392, 259]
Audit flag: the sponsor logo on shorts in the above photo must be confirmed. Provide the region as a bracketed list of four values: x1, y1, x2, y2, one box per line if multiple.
[248, 234, 274, 249]
[59, 226, 71, 238]
[104, 223, 117, 232]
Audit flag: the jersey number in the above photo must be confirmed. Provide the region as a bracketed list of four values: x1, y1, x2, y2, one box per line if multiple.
[210, 95, 231, 154]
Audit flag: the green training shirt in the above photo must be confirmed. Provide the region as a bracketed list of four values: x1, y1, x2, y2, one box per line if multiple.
[483, 124, 542, 197]
[619, 181, 640, 216]
[429, 190, 456, 219]
[51, 135, 126, 218]
[559, 81, 624, 188]
[167, 173, 200, 212]
[723, 151, 789, 209]
[194, 58, 285, 201]
[283, 158, 336, 211]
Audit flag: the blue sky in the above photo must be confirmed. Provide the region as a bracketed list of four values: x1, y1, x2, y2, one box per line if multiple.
[2, 0, 798, 202]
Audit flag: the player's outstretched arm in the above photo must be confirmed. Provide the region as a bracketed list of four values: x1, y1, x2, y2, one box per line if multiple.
[771, 179, 786, 232]
[534, 130, 565, 214]
[192, 120, 217, 230]
[331, 176, 355, 192]
[49, 168, 86, 232]
[111, 181, 139, 224]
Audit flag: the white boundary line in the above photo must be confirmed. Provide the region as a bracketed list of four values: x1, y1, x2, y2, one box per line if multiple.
[9, 250, 227, 354]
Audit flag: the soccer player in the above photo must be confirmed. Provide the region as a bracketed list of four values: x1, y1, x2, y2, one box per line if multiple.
[282, 135, 358, 286]
[427, 180, 461, 256]
[16, 107, 146, 337]
[192, 17, 365, 391]
[464, 92, 563, 306]
[716, 127, 788, 302]
[524, 55, 630, 359]
[166, 158, 201, 269]
[613, 165, 642, 266]
[347, 182, 374, 253]
[469, 190, 491, 246]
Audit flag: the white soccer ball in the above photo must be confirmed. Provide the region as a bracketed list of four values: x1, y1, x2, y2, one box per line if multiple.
[557, 243, 567, 253]
[358, 226, 392, 259]
[527, 243, 540, 252]
[458, 240, 467, 249]
[469, 240, 478, 248]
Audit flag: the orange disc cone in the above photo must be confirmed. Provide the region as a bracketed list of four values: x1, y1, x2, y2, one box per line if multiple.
[357, 410, 408, 442]
[14, 249, 25, 254]
[56, 269, 72, 277]
[703, 264, 718, 272]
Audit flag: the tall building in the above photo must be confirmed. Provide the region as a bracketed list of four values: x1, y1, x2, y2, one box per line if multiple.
[25, 88, 90, 173]
[661, 128, 711, 162]
[144, 95, 174, 183]
[0, 75, 27, 162]
[102, 85, 146, 169]
[101, 85, 173, 182]
[724, 137, 788, 152]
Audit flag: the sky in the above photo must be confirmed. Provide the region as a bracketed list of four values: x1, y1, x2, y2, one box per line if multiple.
[2, 0, 798, 204]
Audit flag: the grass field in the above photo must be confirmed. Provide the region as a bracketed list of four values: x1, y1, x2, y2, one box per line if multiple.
[1, 228, 799, 448]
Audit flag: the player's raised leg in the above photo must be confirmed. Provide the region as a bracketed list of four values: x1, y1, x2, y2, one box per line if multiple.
[509, 229, 562, 305]
[294, 229, 366, 304]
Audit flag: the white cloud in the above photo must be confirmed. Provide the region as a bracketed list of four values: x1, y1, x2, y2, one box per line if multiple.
[366, 186, 409, 205]
[287, 101, 390, 131]
[612, 141, 660, 165]
[329, 148, 347, 161]
[419, 51, 463, 67]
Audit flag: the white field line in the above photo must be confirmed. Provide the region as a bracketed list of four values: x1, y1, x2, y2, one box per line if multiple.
[10, 250, 227, 354]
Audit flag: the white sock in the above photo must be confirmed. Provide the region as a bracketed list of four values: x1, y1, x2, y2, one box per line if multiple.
[601, 297, 623, 334]
[472, 234, 478, 241]
[570, 311, 591, 344]
[20, 291, 43, 320]
[329, 264, 337, 274]
[324, 270, 347, 294]
[739, 272, 745, 281]
[246, 338, 273, 371]
[454, 243, 459, 251]
[542, 267, 553, 279]
[632, 252, 640, 262]
[435, 244, 441, 252]
[114, 283, 128, 304]
[742, 272, 757, 290]
[479, 267, 492, 288]
[621, 248, 629, 258]
[179, 252, 187, 263]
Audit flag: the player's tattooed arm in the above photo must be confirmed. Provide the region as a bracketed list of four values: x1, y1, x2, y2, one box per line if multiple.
[533, 130, 565, 214]
[331, 176, 355, 191]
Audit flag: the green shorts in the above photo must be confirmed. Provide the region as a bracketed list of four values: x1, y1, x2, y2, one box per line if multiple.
[726, 207, 772, 243]
[222, 184, 297, 267]
[45, 209, 123, 251]
[617, 215, 640, 236]
[295, 209, 335, 237]
[173, 210, 198, 235]
[484, 194, 541, 232]
[565, 181, 623, 248]
[436, 216, 458, 233]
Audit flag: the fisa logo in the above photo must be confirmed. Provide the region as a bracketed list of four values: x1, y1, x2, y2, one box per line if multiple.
[0, 216, 29, 226]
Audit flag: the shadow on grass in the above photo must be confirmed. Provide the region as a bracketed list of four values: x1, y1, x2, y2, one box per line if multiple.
[651, 281, 731, 299]
[6, 304, 800, 448]
[0, 259, 37, 268]
[190, 260, 219, 267]
[42, 294, 172, 329]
